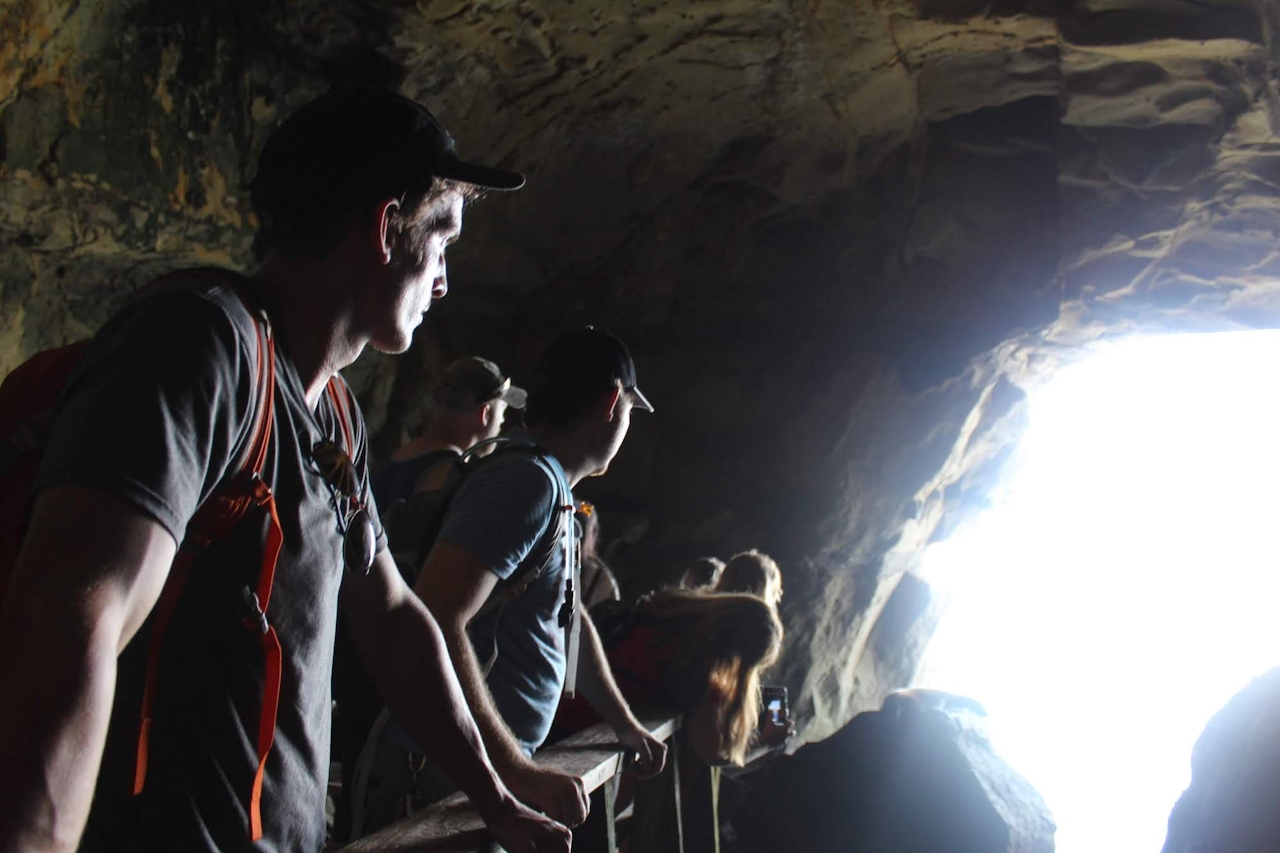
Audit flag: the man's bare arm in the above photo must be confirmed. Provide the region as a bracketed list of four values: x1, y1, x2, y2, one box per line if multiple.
[413, 541, 589, 826]
[341, 549, 570, 851]
[0, 487, 178, 853]
[574, 613, 667, 779]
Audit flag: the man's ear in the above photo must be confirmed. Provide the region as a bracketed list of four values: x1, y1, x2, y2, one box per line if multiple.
[374, 198, 400, 265]
[603, 387, 623, 421]
[479, 403, 493, 429]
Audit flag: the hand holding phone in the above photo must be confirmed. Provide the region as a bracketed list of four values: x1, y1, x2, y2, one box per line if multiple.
[758, 686, 792, 748]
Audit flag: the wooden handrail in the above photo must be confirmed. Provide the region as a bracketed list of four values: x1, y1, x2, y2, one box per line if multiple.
[341, 713, 681, 853]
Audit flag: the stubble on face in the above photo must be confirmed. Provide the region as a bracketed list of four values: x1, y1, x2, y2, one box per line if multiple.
[590, 396, 633, 478]
[397, 191, 465, 273]
[376, 191, 466, 352]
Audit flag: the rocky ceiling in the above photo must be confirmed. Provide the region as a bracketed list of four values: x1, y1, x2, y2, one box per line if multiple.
[3, 0, 1279, 743]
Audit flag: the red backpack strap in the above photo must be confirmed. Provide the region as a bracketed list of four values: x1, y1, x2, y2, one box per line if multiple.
[327, 377, 356, 457]
[132, 284, 285, 842]
[247, 484, 284, 841]
[227, 288, 286, 843]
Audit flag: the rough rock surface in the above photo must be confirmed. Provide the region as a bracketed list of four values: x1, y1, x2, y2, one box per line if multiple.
[3, 0, 1279, 744]
[729, 689, 1055, 853]
[1162, 668, 1280, 853]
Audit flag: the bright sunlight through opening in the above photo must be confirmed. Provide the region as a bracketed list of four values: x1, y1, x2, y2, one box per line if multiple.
[915, 330, 1280, 853]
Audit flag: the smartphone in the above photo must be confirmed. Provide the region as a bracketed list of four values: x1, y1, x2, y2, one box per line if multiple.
[760, 685, 788, 729]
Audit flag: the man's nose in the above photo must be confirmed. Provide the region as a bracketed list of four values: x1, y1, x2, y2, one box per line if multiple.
[433, 262, 448, 298]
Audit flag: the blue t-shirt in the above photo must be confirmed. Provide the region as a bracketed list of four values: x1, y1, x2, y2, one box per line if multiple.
[435, 442, 572, 753]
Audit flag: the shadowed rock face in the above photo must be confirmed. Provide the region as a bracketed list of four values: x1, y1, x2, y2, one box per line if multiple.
[3, 0, 1279, 743]
[730, 689, 1055, 853]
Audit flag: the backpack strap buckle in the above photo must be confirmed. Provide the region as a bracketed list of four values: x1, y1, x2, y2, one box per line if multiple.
[240, 586, 270, 636]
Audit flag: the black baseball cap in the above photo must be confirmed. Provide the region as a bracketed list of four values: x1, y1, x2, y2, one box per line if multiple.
[434, 357, 527, 410]
[251, 89, 524, 243]
[532, 327, 654, 415]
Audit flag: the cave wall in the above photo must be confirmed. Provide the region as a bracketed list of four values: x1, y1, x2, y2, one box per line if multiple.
[3, 0, 1279, 744]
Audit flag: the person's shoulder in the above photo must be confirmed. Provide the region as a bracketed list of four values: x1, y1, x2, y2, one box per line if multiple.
[474, 448, 553, 480]
[436, 446, 562, 567]
[453, 446, 561, 511]
[118, 267, 263, 344]
[475, 446, 563, 489]
[73, 268, 264, 377]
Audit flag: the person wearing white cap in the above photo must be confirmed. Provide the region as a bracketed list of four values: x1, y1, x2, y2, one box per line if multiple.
[372, 356, 529, 509]
[329, 357, 529, 839]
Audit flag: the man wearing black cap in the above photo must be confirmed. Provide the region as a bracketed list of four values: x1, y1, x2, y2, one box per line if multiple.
[0, 90, 570, 853]
[364, 328, 666, 831]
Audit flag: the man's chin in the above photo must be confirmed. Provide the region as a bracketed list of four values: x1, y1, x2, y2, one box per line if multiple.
[370, 329, 415, 355]
[373, 314, 429, 354]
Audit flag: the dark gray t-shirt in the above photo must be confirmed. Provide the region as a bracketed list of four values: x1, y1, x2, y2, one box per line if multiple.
[432, 444, 572, 754]
[33, 271, 385, 853]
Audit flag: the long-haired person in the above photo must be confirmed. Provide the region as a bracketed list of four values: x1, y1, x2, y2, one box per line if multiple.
[556, 589, 783, 766]
[715, 549, 784, 607]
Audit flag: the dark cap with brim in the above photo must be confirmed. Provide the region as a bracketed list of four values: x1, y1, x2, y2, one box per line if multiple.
[531, 327, 653, 416]
[433, 158, 525, 192]
[251, 89, 523, 244]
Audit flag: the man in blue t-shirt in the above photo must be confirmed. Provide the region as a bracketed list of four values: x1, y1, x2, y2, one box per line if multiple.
[368, 328, 667, 830]
[337, 356, 525, 837]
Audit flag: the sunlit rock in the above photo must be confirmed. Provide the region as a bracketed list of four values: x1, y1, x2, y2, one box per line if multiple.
[1163, 668, 1280, 853]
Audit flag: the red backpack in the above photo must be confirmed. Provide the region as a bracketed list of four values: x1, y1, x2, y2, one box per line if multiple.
[0, 343, 91, 602]
[0, 274, 348, 841]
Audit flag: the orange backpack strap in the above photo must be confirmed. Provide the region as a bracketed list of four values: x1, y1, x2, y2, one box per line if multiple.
[327, 377, 356, 457]
[247, 484, 284, 841]
[242, 337, 282, 842]
[132, 284, 284, 842]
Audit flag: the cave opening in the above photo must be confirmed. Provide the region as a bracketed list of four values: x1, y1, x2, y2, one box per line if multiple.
[916, 330, 1280, 853]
